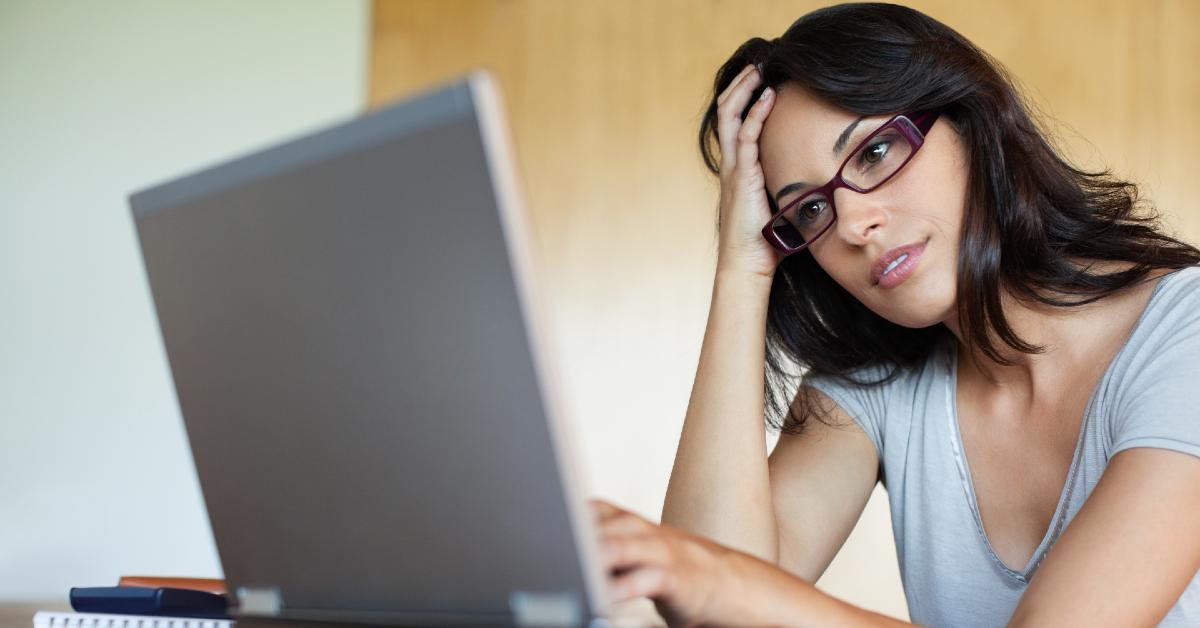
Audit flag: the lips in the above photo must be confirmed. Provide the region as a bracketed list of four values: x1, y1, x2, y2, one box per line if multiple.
[871, 240, 927, 286]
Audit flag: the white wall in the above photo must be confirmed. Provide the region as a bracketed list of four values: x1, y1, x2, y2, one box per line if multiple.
[0, 1, 368, 600]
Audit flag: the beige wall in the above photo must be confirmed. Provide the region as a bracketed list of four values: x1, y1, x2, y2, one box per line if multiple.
[0, 0, 369, 602]
[369, 1, 1198, 620]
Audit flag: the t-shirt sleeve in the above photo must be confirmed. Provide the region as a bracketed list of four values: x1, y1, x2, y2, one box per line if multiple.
[1110, 270, 1200, 460]
[802, 364, 893, 458]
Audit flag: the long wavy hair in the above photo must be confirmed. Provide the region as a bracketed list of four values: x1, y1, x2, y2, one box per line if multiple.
[698, 3, 1200, 433]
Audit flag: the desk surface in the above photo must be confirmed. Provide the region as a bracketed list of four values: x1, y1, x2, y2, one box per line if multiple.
[0, 599, 664, 627]
[0, 602, 69, 628]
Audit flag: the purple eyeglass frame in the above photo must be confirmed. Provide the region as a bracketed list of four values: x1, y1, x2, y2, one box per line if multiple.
[762, 109, 942, 256]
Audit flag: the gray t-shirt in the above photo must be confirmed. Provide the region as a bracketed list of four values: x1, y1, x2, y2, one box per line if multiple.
[805, 265, 1200, 627]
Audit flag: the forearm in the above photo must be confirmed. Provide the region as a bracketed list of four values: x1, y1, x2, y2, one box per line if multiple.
[661, 268, 777, 562]
[730, 553, 917, 628]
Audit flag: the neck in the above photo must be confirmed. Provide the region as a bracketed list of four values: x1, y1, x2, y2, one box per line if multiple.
[941, 267, 1168, 406]
[943, 290, 1082, 395]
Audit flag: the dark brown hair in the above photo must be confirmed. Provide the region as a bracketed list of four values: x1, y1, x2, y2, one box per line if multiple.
[698, 3, 1200, 433]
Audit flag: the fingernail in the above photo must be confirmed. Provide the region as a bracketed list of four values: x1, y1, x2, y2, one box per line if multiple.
[760, 87, 773, 101]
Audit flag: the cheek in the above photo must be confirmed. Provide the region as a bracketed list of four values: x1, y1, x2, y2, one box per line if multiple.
[809, 245, 862, 295]
[882, 125, 969, 223]
[887, 166, 959, 225]
[924, 138, 970, 231]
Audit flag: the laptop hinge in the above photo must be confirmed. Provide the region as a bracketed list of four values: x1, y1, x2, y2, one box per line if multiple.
[508, 591, 581, 627]
[237, 586, 283, 617]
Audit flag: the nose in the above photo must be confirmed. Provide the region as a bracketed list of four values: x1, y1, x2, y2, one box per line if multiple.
[832, 187, 888, 246]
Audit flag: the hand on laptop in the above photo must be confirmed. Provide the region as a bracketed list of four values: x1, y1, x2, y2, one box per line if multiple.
[590, 498, 813, 626]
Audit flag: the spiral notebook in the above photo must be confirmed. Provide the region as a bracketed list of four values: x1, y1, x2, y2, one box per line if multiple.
[33, 611, 233, 627]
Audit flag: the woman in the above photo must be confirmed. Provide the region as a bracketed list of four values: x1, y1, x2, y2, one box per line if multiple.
[591, 3, 1200, 626]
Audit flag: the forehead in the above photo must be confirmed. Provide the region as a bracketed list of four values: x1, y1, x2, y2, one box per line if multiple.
[759, 86, 862, 189]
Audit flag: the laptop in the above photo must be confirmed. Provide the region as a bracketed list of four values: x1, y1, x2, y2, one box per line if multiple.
[130, 71, 621, 627]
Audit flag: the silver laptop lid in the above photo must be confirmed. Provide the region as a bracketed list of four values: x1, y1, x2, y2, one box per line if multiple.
[130, 71, 606, 626]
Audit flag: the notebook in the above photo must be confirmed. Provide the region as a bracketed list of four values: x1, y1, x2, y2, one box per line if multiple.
[33, 611, 232, 627]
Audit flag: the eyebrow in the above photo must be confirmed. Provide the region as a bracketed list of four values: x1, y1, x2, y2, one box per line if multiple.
[773, 115, 867, 205]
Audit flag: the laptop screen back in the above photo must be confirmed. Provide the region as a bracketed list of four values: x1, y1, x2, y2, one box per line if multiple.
[130, 73, 603, 626]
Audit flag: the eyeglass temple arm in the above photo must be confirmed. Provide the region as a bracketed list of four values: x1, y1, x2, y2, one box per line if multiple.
[907, 109, 941, 136]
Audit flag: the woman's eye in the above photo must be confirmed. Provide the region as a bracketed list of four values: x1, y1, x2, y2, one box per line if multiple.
[798, 199, 826, 221]
[861, 140, 890, 165]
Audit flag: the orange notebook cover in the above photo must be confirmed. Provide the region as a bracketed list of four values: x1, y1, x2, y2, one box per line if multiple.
[117, 576, 226, 596]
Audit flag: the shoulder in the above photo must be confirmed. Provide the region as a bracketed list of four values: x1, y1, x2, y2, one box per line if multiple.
[1123, 265, 1200, 356]
[802, 337, 949, 451]
[1106, 265, 1200, 458]
[1146, 265, 1200, 311]
[802, 342, 942, 403]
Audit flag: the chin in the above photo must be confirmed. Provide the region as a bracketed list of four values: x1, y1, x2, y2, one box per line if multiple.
[871, 286, 956, 329]
[883, 309, 949, 329]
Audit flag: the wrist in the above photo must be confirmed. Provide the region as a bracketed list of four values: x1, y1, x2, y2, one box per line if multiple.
[714, 263, 775, 290]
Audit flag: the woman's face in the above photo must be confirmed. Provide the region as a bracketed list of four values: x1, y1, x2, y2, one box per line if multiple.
[758, 85, 968, 329]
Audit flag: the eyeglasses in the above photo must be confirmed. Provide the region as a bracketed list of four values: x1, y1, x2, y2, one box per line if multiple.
[762, 109, 941, 256]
